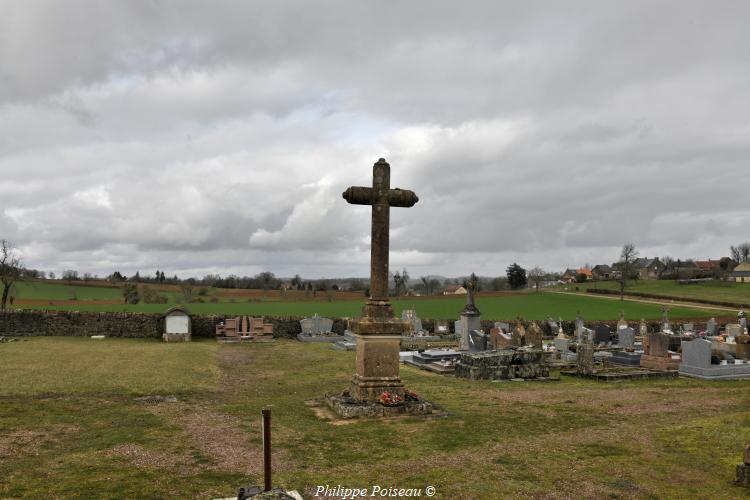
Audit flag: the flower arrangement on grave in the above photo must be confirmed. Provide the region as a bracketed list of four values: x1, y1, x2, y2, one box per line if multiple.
[377, 391, 404, 407]
[404, 389, 420, 402]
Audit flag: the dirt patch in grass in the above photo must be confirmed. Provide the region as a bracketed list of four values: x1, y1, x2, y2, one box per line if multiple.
[104, 443, 193, 472]
[0, 425, 79, 458]
[147, 402, 288, 474]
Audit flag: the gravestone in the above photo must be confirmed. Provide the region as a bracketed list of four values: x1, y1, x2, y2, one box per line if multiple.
[617, 327, 635, 349]
[300, 314, 334, 335]
[554, 336, 569, 355]
[680, 338, 750, 380]
[639, 318, 648, 337]
[641, 331, 679, 371]
[434, 320, 449, 335]
[512, 321, 526, 347]
[495, 321, 511, 332]
[681, 323, 695, 334]
[547, 317, 558, 333]
[575, 313, 585, 341]
[593, 324, 610, 345]
[526, 321, 543, 348]
[299, 314, 340, 342]
[490, 328, 512, 349]
[577, 342, 594, 376]
[163, 307, 191, 342]
[555, 318, 566, 339]
[456, 274, 481, 351]
[705, 317, 718, 336]
[726, 324, 743, 340]
[647, 332, 670, 357]
[739, 307, 747, 332]
[617, 310, 628, 330]
[401, 309, 424, 335]
[681, 339, 712, 370]
[468, 330, 488, 352]
[660, 306, 671, 332]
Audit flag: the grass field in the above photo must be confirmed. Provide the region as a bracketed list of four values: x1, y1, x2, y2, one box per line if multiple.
[0, 338, 748, 498]
[8, 289, 724, 320]
[558, 279, 750, 304]
[12, 280, 124, 301]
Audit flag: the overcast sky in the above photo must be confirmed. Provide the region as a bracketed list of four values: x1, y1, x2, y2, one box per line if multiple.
[1, 1, 748, 279]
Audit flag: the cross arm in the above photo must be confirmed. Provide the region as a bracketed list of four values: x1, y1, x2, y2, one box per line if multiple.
[341, 186, 418, 207]
[388, 188, 419, 207]
[342, 186, 373, 205]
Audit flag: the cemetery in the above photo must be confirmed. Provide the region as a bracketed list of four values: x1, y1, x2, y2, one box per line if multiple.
[1, 152, 749, 495]
[2, 173, 749, 497]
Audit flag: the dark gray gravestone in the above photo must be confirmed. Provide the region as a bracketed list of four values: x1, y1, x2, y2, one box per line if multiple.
[593, 324, 611, 344]
[468, 330, 488, 352]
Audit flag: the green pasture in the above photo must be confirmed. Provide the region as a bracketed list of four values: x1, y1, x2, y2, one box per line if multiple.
[1, 338, 748, 498]
[560, 279, 750, 304]
[9, 291, 723, 320]
[11, 280, 123, 301]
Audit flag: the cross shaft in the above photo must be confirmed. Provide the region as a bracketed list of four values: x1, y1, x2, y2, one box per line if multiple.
[343, 158, 418, 305]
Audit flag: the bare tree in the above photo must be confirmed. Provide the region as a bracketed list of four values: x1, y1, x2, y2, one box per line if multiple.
[0, 240, 22, 310]
[420, 276, 430, 295]
[528, 267, 546, 292]
[618, 243, 639, 301]
[731, 242, 750, 263]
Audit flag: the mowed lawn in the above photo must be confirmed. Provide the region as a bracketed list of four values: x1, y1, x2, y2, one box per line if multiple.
[9, 288, 723, 320]
[1, 338, 749, 498]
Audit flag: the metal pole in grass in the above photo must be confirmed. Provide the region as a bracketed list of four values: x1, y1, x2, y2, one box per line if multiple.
[262, 407, 272, 492]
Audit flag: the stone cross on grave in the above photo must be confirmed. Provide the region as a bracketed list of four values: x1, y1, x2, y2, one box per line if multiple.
[342, 158, 418, 401]
[462, 273, 480, 314]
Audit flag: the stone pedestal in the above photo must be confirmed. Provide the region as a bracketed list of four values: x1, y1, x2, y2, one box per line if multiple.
[457, 312, 481, 351]
[348, 310, 407, 402]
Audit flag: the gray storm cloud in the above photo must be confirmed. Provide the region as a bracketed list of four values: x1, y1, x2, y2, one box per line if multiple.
[1, 1, 749, 278]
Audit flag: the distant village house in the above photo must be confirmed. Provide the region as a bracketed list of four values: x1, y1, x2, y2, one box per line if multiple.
[443, 284, 467, 295]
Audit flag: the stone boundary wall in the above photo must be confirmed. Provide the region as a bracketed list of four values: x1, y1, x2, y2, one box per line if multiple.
[0, 310, 348, 339]
[0, 310, 736, 339]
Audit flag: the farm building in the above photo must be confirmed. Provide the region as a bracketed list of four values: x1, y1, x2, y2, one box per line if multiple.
[443, 284, 467, 295]
[730, 262, 750, 283]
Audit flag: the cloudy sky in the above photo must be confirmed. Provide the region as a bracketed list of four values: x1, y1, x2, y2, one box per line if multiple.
[1, 1, 748, 279]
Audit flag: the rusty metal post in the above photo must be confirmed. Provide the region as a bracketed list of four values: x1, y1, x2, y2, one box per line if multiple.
[262, 408, 272, 492]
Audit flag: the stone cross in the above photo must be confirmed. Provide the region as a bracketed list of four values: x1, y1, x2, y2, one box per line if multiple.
[341, 158, 418, 401]
[463, 273, 480, 314]
[343, 158, 418, 318]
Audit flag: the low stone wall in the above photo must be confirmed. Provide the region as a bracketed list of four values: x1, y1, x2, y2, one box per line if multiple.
[0, 310, 345, 339]
[0, 310, 164, 338]
[0, 310, 736, 339]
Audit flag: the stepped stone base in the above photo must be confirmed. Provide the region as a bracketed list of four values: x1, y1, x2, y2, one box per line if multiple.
[325, 393, 435, 419]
